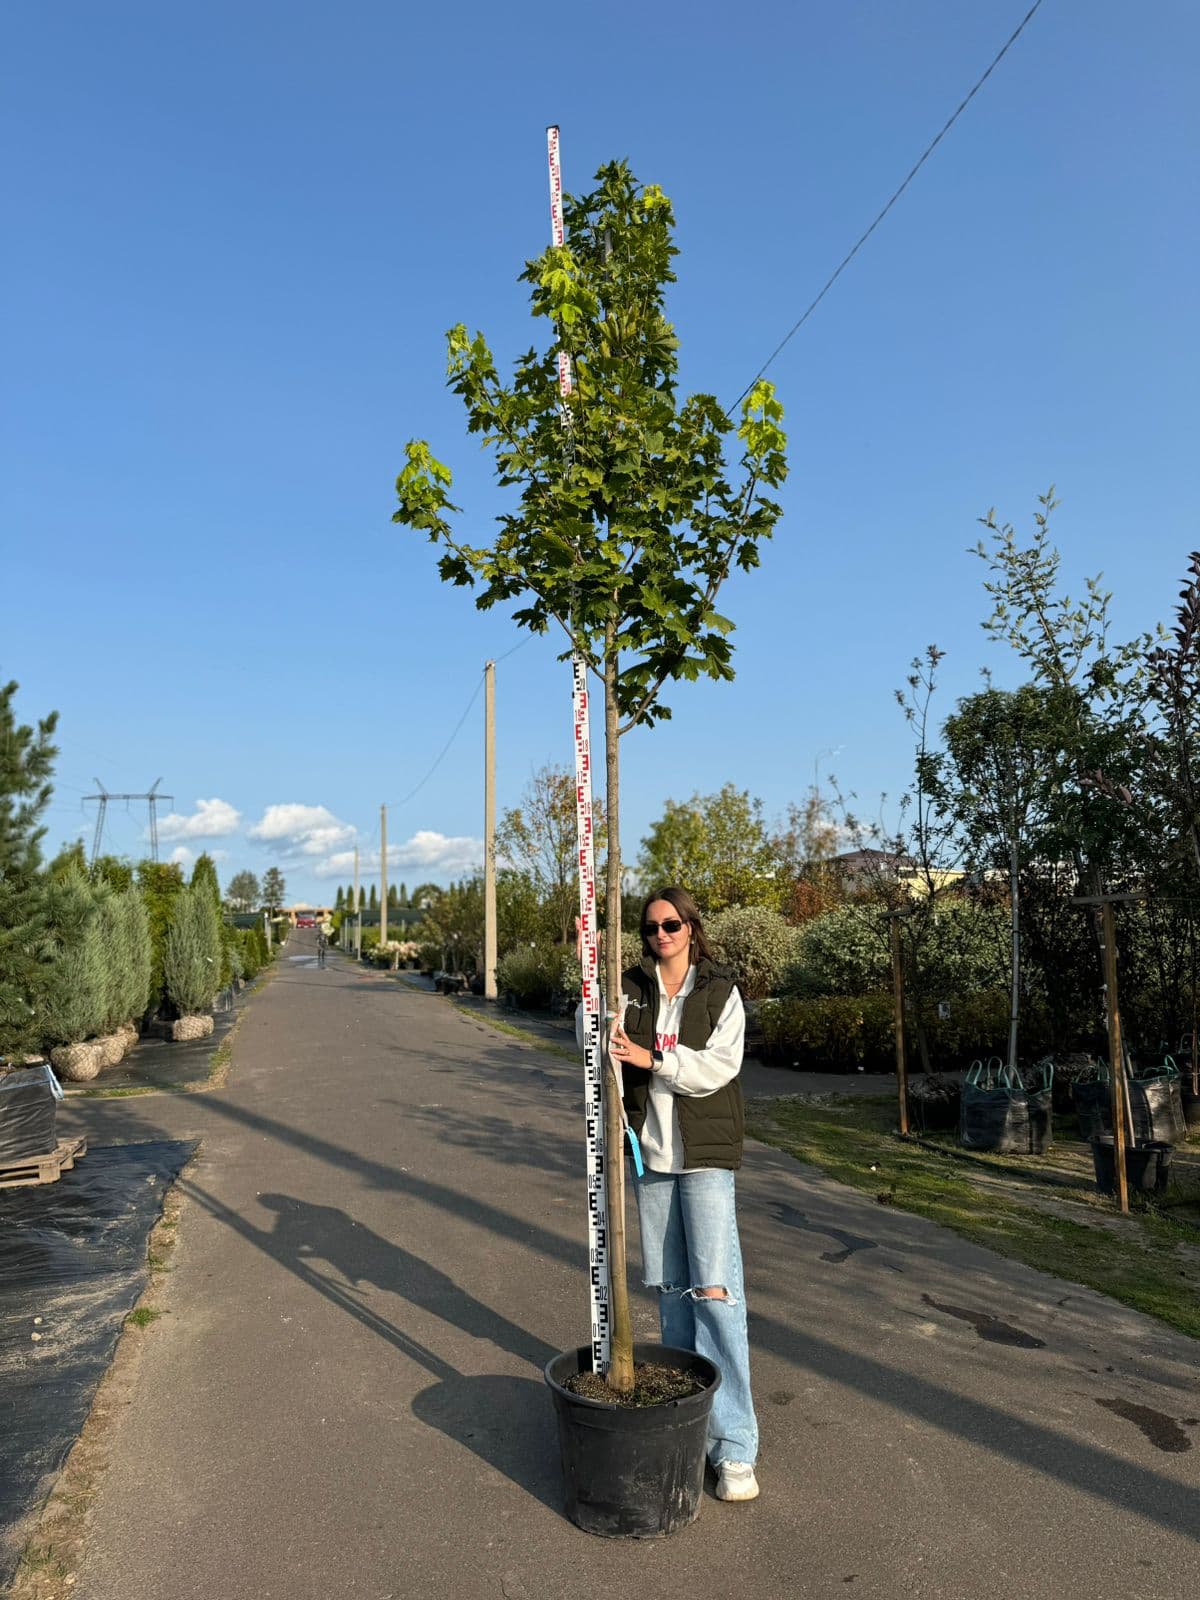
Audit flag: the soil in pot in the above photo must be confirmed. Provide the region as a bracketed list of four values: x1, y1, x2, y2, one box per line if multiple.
[565, 1363, 704, 1406]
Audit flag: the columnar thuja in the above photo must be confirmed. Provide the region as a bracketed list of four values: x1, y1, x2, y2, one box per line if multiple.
[394, 160, 787, 1393]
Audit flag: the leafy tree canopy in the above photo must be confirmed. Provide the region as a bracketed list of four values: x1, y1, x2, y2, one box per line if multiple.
[639, 783, 781, 913]
[393, 159, 786, 728]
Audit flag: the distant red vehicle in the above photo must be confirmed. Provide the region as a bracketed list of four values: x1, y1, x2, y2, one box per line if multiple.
[296, 916, 316, 929]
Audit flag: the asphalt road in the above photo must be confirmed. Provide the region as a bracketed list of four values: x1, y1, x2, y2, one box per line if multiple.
[57, 932, 1200, 1599]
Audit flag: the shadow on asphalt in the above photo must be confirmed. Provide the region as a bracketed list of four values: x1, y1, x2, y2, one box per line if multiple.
[69, 987, 1200, 1543]
[177, 1181, 563, 1510]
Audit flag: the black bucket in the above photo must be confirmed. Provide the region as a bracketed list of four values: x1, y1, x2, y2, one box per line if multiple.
[544, 1343, 720, 1538]
[1090, 1135, 1173, 1197]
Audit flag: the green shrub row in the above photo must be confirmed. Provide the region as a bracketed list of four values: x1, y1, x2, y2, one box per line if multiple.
[758, 989, 1035, 1071]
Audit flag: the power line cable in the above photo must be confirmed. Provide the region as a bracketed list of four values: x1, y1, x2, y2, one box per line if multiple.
[386, 669, 487, 813]
[731, 0, 1046, 409]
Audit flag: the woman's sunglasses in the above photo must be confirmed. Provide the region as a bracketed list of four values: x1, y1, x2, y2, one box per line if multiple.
[644, 918, 686, 937]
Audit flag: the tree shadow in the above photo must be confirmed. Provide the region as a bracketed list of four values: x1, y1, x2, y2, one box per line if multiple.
[181, 1182, 565, 1510]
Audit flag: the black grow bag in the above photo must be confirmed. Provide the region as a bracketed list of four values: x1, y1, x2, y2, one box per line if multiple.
[1128, 1076, 1186, 1144]
[1073, 1060, 1186, 1145]
[959, 1059, 1052, 1155]
[544, 1343, 720, 1538]
[1073, 1078, 1112, 1142]
[1091, 1134, 1173, 1196]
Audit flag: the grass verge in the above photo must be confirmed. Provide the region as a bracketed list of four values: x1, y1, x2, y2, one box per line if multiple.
[747, 1094, 1200, 1341]
[456, 1007, 579, 1064]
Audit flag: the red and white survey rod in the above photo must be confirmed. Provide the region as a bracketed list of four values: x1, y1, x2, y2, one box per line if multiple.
[548, 124, 610, 1373]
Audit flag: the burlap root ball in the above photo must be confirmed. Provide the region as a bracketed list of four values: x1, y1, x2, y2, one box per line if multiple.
[96, 1033, 127, 1068]
[171, 1014, 215, 1042]
[50, 1041, 103, 1082]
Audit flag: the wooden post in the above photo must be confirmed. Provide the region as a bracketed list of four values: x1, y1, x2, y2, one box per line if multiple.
[1100, 899, 1131, 1215]
[889, 913, 910, 1136]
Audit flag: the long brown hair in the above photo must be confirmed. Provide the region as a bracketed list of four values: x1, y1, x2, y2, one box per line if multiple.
[639, 885, 715, 964]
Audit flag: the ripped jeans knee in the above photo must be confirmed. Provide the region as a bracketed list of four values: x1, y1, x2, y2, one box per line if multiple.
[653, 1282, 740, 1308]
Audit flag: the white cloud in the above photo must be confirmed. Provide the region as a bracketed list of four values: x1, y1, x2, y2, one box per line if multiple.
[169, 845, 195, 868]
[248, 803, 357, 859]
[313, 830, 484, 881]
[158, 798, 241, 842]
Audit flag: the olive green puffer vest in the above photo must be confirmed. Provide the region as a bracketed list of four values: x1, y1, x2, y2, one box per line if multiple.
[620, 956, 744, 1171]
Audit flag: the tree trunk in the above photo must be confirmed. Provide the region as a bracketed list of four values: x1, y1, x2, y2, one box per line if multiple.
[603, 636, 634, 1393]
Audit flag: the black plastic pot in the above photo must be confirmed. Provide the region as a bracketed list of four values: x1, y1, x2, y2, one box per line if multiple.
[544, 1343, 720, 1538]
[1090, 1134, 1173, 1197]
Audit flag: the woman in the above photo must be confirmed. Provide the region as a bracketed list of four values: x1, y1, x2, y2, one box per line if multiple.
[606, 885, 760, 1503]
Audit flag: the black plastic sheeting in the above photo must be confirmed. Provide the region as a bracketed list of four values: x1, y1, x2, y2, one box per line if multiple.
[0, 1068, 58, 1163]
[0, 1139, 195, 1586]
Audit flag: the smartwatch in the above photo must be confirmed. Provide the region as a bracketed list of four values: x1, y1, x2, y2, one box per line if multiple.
[650, 1048, 664, 1070]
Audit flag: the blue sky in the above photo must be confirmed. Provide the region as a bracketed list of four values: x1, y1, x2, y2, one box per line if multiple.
[5, 1, 1196, 904]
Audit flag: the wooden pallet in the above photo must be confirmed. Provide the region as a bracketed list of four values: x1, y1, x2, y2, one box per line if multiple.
[0, 1135, 87, 1190]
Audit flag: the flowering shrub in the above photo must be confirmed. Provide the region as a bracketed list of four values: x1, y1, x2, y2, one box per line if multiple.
[706, 906, 803, 1000]
[371, 939, 420, 969]
[782, 904, 890, 997]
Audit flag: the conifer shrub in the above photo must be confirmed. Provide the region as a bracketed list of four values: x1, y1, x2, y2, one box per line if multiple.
[118, 889, 153, 1026]
[41, 862, 108, 1049]
[137, 861, 186, 1016]
[163, 888, 221, 1017]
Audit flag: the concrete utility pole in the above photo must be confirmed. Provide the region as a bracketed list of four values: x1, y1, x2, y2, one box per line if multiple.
[484, 660, 497, 1000]
[354, 844, 362, 958]
[380, 804, 388, 946]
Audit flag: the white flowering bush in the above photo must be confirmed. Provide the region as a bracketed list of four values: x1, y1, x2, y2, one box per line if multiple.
[371, 939, 420, 969]
[783, 904, 891, 997]
[706, 906, 803, 1000]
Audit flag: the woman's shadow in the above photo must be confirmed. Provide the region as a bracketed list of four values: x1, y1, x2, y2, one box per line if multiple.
[245, 1193, 565, 1512]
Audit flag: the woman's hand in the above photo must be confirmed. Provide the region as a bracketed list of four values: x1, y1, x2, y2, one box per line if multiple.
[609, 1023, 653, 1071]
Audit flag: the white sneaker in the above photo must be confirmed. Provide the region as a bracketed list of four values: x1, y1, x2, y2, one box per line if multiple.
[715, 1461, 759, 1502]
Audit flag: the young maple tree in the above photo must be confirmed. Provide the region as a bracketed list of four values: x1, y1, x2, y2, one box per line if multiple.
[394, 160, 788, 1391]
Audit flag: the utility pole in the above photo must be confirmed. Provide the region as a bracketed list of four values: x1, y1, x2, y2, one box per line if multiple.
[484, 660, 497, 1000]
[380, 804, 388, 946]
[85, 778, 174, 866]
[354, 844, 362, 958]
[886, 909, 911, 1136]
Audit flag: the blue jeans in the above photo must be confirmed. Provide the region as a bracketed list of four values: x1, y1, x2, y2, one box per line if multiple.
[634, 1168, 758, 1467]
